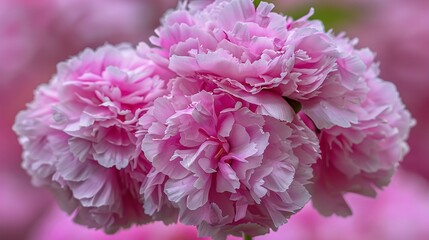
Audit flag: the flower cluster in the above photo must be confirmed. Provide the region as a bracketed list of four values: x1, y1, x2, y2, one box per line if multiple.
[13, 0, 413, 239]
[14, 44, 175, 233]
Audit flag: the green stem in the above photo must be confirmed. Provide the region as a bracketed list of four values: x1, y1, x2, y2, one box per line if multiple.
[243, 233, 253, 240]
[253, 0, 262, 8]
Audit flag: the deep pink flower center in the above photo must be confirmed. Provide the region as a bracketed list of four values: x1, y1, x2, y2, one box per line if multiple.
[199, 128, 229, 161]
[214, 147, 226, 160]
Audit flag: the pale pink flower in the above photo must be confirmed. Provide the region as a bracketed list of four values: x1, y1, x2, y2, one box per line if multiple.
[151, 0, 369, 128]
[51, 44, 172, 169]
[348, 0, 429, 180]
[308, 50, 414, 216]
[13, 44, 175, 232]
[138, 78, 320, 239]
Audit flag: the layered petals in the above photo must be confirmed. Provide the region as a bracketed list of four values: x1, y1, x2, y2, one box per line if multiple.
[152, 0, 369, 128]
[138, 89, 320, 239]
[13, 43, 174, 231]
[308, 56, 414, 216]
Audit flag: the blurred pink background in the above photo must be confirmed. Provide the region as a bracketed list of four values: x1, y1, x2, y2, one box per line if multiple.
[1, 0, 428, 239]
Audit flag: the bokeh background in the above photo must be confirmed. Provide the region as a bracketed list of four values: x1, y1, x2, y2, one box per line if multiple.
[1, 0, 428, 239]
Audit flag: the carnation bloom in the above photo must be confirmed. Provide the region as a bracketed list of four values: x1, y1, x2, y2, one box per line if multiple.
[349, 0, 429, 180]
[138, 77, 320, 240]
[1, 1, 175, 237]
[13, 44, 175, 232]
[151, 0, 368, 128]
[11, 0, 416, 239]
[147, 0, 414, 221]
[307, 48, 414, 216]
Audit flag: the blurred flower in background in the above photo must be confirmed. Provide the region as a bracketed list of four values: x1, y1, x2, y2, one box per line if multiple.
[1, 0, 428, 239]
[0, 0, 175, 239]
[0, 0, 176, 84]
[264, 170, 429, 240]
[350, 0, 429, 181]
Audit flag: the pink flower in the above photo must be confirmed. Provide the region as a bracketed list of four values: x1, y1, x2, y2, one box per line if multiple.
[308, 50, 414, 216]
[13, 44, 175, 232]
[9, 0, 416, 238]
[51, 44, 172, 169]
[138, 77, 320, 239]
[349, 0, 429, 180]
[151, 0, 369, 128]
[1, 12, 180, 235]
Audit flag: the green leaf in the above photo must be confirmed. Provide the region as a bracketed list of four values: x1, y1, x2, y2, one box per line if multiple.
[284, 4, 362, 31]
[243, 233, 253, 240]
[253, 0, 261, 8]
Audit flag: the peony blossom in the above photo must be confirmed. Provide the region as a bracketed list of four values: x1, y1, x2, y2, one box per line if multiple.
[11, 0, 415, 239]
[13, 44, 175, 232]
[307, 47, 414, 216]
[147, 0, 413, 220]
[272, 0, 429, 183]
[349, 0, 429, 180]
[151, 0, 369, 129]
[138, 77, 320, 239]
[1, 0, 176, 237]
